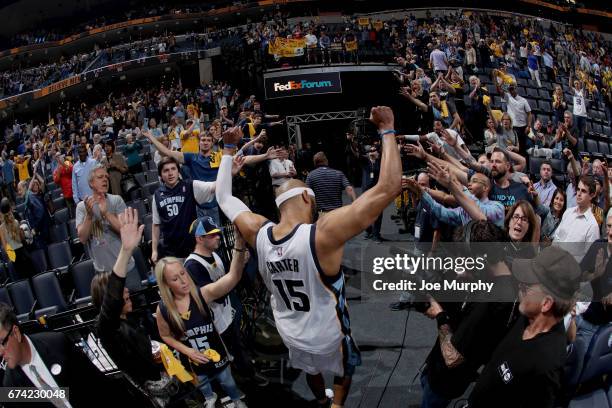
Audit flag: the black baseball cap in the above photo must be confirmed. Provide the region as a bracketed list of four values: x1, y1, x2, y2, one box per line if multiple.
[512, 246, 581, 300]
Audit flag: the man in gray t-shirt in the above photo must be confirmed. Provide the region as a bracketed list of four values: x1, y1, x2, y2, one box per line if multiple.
[76, 164, 142, 291]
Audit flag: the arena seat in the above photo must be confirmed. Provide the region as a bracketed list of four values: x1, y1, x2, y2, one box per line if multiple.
[0, 286, 13, 308]
[550, 158, 565, 174]
[142, 181, 160, 196]
[32, 271, 68, 316]
[134, 172, 146, 187]
[585, 139, 599, 154]
[538, 89, 551, 100]
[598, 142, 610, 156]
[126, 200, 147, 223]
[52, 196, 67, 210]
[69, 259, 96, 306]
[145, 170, 158, 182]
[50, 188, 63, 200]
[29, 248, 48, 275]
[568, 390, 610, 408]
[576, 323, 612, 385]
[53, 207, 70, 225]
[538, 100, 552, 113]
[7, 279, 36, 322]
[46, 241, 73, 272]
[49, 223, 69, 243]
[526, 98, 538, 111]
[526, 87, 539, 99]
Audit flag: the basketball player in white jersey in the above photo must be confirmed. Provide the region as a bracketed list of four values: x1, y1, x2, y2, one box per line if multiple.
[215, 106, 402, 407]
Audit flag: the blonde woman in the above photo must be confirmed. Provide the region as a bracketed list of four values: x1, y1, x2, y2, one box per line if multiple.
[552, 85, 567, 126]
[0, 198, 33, 279]
[155, 234, 248, 408]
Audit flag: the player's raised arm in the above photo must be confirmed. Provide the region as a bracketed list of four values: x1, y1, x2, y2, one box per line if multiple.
[216, 126, 268, 248]
[315, 106, 402, 275]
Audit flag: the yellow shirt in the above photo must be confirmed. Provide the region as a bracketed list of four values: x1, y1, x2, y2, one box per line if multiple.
[16, 159, 30, 181]
[181, 130, 199, 153]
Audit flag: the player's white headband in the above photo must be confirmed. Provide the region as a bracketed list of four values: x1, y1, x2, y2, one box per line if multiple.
[275, 187, 315, 208]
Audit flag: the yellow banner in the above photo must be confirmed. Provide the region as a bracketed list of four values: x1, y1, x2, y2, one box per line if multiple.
[345, 40, 358, 52]
[34, 75, 81, 99]
[358, 17, 370, 26]
[268, 37, 306, 58]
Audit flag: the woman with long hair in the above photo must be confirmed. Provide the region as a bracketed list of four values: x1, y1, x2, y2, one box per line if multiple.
[155, 234, 249, 408]
[504, 200, 539, 258]
[540, 189, 567, 242]
[0, 198, 34, 280]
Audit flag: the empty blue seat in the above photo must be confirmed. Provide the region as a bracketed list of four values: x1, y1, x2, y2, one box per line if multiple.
[70, 259, 96, 306]
[7, 279, 36, 322]
[32, 271, 68, 317]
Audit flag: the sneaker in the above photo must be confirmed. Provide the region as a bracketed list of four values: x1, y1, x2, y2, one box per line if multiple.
[373, 237, 383, 244]
[389, 301, 411, 311]
[205, 392, 217, 408]
[252, 372, 269, 387]
[363, 233, 373, 240]
[231, 400, 248, 408]
[526, 147, 534, 156]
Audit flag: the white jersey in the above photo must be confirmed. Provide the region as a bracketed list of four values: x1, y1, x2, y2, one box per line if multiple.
[184, 252, 234, 334]
[573, 89, 587, 117]
[256, 222, 345, 354]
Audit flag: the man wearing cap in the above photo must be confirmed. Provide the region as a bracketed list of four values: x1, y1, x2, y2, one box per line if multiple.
[468, 246, 581, 407]
[184, 217, 269, 387]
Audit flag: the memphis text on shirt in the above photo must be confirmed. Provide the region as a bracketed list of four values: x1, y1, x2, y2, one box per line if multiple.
[372, 278, 494, 293]
[158, 195, 185, 208]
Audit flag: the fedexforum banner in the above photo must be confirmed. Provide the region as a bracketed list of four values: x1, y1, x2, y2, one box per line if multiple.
[264, 72, 342, 99]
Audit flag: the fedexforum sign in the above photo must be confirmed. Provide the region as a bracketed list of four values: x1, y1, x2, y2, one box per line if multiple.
[264, 72, 342, 99]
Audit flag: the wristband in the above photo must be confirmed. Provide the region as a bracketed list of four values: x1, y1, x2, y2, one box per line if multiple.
[378, 129, 396, 137]
[224, 143, 237, 149]
[436, 311, 451, 328]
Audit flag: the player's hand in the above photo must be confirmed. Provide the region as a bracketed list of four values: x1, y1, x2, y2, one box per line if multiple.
[222, 126, 243, 146]
[369, 106, 394, 131]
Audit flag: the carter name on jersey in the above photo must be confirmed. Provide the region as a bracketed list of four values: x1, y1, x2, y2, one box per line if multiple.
[266, 258, 300, 274]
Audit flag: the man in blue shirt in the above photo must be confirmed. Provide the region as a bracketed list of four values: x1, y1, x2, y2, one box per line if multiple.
[417, 168, 505, 228]
[1, 153, 16, 203]
[72, 144, 97, 204]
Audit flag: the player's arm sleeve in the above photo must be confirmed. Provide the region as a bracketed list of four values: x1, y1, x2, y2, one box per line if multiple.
[193, 180, 216, 204]
[216, 155, 251, 222]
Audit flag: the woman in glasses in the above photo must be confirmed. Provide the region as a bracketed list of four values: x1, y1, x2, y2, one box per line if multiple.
[504, 200, 539, 259]
[155, 234, 249, 408]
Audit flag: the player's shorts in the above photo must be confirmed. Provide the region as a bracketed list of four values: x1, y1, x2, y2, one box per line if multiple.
[288, 335, 362, 377]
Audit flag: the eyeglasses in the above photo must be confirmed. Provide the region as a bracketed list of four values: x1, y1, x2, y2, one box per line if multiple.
[511, 214, 529, 224]
[0, 325, 13, 348]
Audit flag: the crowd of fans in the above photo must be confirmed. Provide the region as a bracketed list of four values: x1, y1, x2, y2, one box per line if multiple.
[0, 7, 610, 408]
